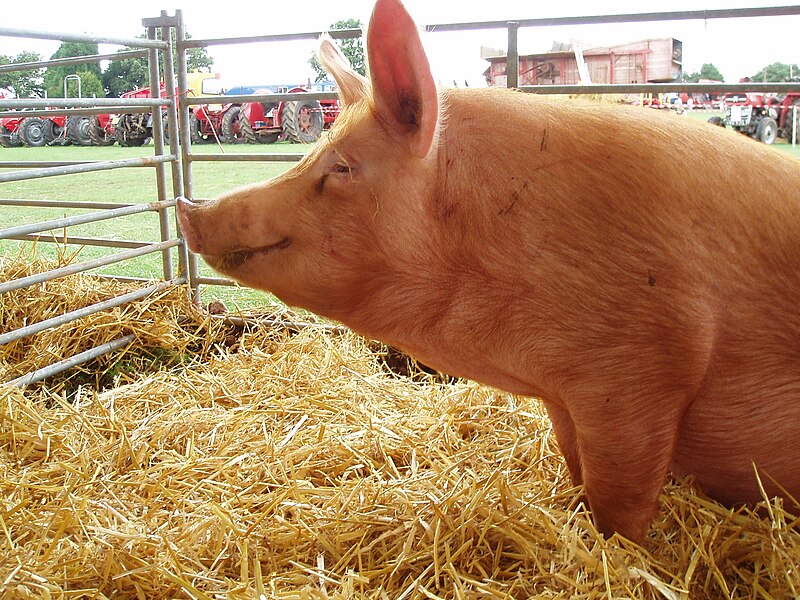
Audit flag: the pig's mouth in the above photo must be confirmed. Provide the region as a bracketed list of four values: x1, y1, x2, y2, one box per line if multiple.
[212, 237, 292, 271]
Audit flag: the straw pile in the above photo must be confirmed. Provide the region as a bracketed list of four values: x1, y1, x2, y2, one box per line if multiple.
[1, 254, 799, 598]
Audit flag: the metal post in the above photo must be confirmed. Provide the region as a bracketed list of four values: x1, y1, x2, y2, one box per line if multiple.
[146, 24, 173, 281]
[175, 10, 202, 306]
[507, 22, 519, 89]
[162, 11, 188, 286]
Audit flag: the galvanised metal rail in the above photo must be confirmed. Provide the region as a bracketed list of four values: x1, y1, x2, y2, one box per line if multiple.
[0, 19, 185, 388]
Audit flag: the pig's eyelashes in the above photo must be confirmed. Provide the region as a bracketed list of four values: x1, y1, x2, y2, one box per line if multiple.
[333, 163, 353, 174]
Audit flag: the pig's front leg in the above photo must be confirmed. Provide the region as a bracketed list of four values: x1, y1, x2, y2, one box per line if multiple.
[566, 396, 681, 542]
[543, 401, 583, 487]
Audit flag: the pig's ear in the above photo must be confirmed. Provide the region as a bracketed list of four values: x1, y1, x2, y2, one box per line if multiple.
[318, 37, 369, 107]
[367, 0, 438, 158]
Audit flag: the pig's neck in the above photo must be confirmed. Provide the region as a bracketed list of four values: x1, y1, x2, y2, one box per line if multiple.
[342, 96, 549, 396]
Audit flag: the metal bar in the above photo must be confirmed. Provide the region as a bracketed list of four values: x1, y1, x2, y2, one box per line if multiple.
[0, 106, 152, 119]
[0, 155, 178, 184]
[518, 82, 800, 95]
[197, 276, 237, 287]
[185, 92, 337, 106]
[6, 234, 152, 249]
[162, 13, 188, 287]
[175, 17, 202, 306]
[188, 153, 304, 162]
[0, 161, 94, 169]
[0, 199, 137, 209]
[0, 240, 181, 294]
[0, 26, 168, 49]
[182, 27, 362, 49]
[6, 334, 137, 388]
[507, 22, 519, 89]
[146, 24, 173, 282]
[0, 200, 173, 240]
[0, 97, 168, 109]
[95, 274, 169, 284]
[0, 278, 183, 346]
[423, 6, 800, 32]
[0, 50, 147, 74]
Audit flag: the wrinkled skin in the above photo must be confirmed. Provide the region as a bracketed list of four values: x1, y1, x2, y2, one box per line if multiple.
[177, 0, 800, 543]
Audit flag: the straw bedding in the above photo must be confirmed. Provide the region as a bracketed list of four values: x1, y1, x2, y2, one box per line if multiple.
[1, 255, 798, 598]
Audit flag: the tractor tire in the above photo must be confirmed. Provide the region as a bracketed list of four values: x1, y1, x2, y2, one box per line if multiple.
[239, 111, 280, 144]
[281, 99, 324, 143]
[115, 128, 147, 147]
[222, 106, 245, 144]
[707, 116, 725, 128]
[88, 116, 115, 146]
[67, 116, 94, 146]
[0, 126, 22, 148]
[189, 112, 213, 144]
[756, 117, 777, 145]
[43, 119, 68, 145]
[19, 117, 47, 147]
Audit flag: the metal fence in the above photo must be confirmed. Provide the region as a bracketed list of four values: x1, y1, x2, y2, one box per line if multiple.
[2, 5, 799, 387]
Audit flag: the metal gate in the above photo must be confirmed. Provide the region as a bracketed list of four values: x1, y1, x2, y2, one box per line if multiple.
[0, 17, 185, 387]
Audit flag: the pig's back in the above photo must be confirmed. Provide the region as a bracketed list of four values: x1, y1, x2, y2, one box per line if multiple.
[441, 88, 800, 500]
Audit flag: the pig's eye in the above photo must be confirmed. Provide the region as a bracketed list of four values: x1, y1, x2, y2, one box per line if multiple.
[332, 163, 353, 174]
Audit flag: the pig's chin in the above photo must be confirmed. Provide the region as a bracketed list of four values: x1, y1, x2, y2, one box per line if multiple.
[204, 237, 292, 273]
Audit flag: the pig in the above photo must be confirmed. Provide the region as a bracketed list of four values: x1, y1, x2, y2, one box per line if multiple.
[177, 0, 800, 543]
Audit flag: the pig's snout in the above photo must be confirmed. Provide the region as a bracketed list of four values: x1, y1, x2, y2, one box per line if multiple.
[176, 196, 206, 254]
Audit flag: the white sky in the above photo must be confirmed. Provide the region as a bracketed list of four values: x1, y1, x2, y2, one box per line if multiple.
[1, 1, 798, 89]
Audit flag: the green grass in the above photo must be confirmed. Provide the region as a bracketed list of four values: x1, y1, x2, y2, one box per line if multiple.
[0, 142, 309, 309]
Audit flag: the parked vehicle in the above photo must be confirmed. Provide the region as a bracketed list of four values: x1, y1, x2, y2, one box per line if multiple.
[232, 83, 340, 144]
[709, 92, 800, 144]
[0, 116, 23, 148]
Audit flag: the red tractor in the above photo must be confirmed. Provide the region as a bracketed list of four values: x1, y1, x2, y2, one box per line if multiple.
[0, 115, 23, 147]
[231, 84, 340, 145]
[112, 72, 225, 146]
[708, 92, 800, 144]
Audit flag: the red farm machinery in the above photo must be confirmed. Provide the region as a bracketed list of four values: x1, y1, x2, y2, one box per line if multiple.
[224, 83, 340, 145]
[708, 91, 800, 144]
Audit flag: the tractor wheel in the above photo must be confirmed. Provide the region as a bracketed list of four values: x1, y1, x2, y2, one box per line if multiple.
[43, 119, 68, 145]
[0, 125, 22, 148]
[281, 99, 324, 143]
[66, 116, 94, 146]
[756, 117, 777, 145]
[222, 106, 245, 144]
[239, 111, 280, 144]
[114, 128, 147, 147]
[88, 116, 115, 146]
[707, 116, 725, 128]
[19, 117, 47, 147]
[189, 112, 213, 144]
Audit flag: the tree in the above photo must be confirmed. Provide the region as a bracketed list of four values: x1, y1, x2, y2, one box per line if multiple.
[310, 19, 365, 83]
[684, 63, 724, 83]
[103, 50, 150, 98]
[750, 62, 800, 82]
[102, 31, 214, 97]
[0, 51, 45, 98]
[44, 42, 103, 98]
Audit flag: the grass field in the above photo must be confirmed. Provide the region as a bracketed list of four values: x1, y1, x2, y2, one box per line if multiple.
[0, 142, 311, 309]
[3, 113, 800, 309]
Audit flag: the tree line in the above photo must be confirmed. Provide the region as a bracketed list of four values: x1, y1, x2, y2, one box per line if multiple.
[0, 34, 213, 99]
